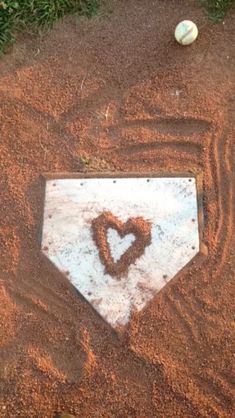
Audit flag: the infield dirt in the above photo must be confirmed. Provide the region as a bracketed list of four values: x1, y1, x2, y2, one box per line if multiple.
[0, 1, 234, 417]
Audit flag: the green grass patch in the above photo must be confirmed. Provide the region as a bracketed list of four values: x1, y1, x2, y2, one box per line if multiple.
[201, 0, 235, 22]
[0, 0, 99, 52]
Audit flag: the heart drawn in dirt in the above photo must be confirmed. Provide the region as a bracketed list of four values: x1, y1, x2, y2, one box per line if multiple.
[91, 211, 152, 278]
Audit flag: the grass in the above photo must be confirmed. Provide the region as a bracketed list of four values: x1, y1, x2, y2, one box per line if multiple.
[202, 0, 235, 21]
[0, 0, 99, 52]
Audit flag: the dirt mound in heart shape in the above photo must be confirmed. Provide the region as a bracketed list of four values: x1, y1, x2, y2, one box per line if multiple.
[92, 211, 152, 278]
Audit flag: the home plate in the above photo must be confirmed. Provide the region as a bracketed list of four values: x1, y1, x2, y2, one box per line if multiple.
[41, 176, 202, 328]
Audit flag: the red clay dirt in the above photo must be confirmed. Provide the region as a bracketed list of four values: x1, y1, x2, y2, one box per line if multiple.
[0, 0, 234, 417]
[92, 211, 152, 278]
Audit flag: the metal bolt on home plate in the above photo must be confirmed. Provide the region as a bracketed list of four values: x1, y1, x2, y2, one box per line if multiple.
[41, 176, 201, 328]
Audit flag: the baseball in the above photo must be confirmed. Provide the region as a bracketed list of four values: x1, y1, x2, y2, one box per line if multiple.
[174, 20, 198, 45]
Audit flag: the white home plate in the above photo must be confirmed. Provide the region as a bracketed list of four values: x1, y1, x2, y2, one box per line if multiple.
[41, 177, 200, 328]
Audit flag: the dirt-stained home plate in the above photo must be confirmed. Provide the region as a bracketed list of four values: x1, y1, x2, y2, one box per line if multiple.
[41, 176, 202, 328]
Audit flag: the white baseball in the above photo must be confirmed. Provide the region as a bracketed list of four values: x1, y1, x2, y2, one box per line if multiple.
[174, 20, 198, 45]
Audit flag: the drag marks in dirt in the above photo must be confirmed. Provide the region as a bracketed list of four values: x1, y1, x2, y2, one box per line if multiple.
[164, 293, 200, 347]
[2, 87, 233, 282]
[1, 82, 233, 284]
[107, 117, 211, 138]
[208, 125, 234, 277]
[116, 140, 201, 156]
[1, 74, 234, 416]
[104, 112, 233, 282]
[5, 282, 90, 383]
[194, 369, 234, 413]
[114, 103, 234, 417]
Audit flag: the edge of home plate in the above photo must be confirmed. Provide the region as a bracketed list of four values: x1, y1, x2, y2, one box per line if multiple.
[40, 173, 207, 329]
